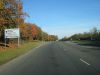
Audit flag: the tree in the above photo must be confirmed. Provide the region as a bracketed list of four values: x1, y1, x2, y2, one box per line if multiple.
[0, 0, 58, 43]
[0, 0, 25, 42]
[90, 27, 98, 40]
[69, 27, 100, 41]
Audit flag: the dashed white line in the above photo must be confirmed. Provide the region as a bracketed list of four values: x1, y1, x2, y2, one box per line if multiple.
[80, 59, 90, 66]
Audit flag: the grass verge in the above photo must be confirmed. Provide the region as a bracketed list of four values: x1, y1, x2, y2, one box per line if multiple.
[0, 41, 41, 65]
[73, 40, 100, 47]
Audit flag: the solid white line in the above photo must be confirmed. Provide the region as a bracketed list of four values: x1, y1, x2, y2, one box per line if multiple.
[35, 45, 41, 49]
[80, 59, 90, 66]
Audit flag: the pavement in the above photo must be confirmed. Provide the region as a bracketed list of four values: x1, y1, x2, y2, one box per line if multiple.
[0, 41, 100, 75]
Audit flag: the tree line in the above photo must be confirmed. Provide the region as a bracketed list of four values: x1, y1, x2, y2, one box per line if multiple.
[60, 27, 100, 41]
[0, 0, 58, 43]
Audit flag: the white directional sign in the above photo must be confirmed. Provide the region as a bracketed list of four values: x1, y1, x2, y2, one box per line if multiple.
[5, 28, 20, 38]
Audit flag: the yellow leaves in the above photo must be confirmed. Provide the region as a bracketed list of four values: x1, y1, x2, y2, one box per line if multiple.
[0, 0, 4, 9]
[19, 23, 42, 40]
[0, 18, 8, 24]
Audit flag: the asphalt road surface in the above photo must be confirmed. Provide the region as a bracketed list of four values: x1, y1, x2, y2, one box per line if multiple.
[0, 41, 100, 75]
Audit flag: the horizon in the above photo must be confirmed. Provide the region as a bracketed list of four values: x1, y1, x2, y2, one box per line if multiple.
[22, 0, 100, 39]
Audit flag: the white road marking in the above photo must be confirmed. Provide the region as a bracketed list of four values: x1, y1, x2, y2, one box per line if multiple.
[35, 45, 42, 49]
[80, 59, 90, 66]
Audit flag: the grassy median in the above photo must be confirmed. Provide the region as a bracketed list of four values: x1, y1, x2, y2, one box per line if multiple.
[0, 41, 41, 65]
[73, 40, 100, 47]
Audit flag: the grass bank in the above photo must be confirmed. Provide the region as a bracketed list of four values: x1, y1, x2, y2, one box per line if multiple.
[73, 40, 100, 47]
[0, 41, 41, 65]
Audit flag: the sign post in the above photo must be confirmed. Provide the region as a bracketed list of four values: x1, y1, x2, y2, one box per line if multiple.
[5, 37, 6, 47]
[5, 28, 20, 47]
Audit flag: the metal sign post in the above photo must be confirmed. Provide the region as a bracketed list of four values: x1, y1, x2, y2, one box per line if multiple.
[18, 36, 20, 47]
[5, 37, 6, 48]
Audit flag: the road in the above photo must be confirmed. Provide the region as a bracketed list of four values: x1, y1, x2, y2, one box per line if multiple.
[0, 41, 100, 75]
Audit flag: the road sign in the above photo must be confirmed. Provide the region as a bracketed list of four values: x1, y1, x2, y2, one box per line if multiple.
[5, 28, 20, 38]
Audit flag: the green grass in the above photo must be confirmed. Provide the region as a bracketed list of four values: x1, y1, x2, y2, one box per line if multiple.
[0, 41, 41, 65]
[73, 40, 100, 47]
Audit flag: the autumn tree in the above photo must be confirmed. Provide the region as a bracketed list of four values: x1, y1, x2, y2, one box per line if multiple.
[49, 35, 58, 41]
[0, 0, 25, 42]
[20, 23, 43, 41]
[0, 0, 58, 43]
